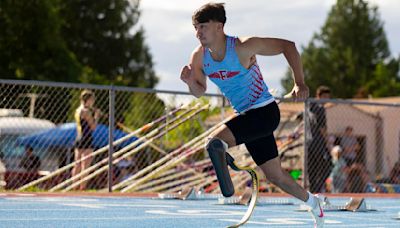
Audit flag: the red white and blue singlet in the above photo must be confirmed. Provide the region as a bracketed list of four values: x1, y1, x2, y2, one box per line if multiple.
[203, 35, 274, 113]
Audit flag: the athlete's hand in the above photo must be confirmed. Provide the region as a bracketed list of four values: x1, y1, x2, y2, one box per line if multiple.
[180, 65, 192, 84]
[284, 84, 309, 101]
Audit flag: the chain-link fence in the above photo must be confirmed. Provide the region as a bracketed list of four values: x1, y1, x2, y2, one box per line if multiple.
[0, 79, 227, 192]
[304, 98, 400, 194]
[1, 79, 399, 195]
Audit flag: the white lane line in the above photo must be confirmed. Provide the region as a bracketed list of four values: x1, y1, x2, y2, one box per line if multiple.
[325, 213, 398, 222]
[146, 209, 243, 216]
[61, 203, 177, 208]
[4, 197, 98, 202]
[60, 203, 105, 209]
[220, 218, 341, 225]
[0, 216, 177, 222]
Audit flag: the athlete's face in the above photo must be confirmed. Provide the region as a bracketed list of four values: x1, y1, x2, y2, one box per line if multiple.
[193, 21, 221, 47]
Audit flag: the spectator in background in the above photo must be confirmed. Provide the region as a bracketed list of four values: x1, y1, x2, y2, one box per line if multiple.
[345, 162, 371, 193]
[306, 85, 333, 193]
[377, 161, 400, 184]
[19, 146, 41, 172]
[116, 158, 137, 182]
[388, 161, 400, 184]
[329, 145, 348, 193]
[72, 90, 101, 190]
[340, 126, 360, 166]
[0, 151, 6, 188]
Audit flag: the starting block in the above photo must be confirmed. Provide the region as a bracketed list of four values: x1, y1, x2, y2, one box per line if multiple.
[158, 187, 198, 200]
[393, 211, 400, 220]
[298, 197, 376, 212]
[157, 187, 222, 200]
[217, 187, 253, 205]
[343, 197, 368, 212]
[217, 187, 294, 206]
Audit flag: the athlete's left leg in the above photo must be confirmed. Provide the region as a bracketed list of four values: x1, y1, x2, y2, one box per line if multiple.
[259, 156, 308, 201]
[249, 135, 324, 227]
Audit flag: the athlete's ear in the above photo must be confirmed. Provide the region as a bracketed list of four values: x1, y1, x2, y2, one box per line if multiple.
[217, 22, 224, 31]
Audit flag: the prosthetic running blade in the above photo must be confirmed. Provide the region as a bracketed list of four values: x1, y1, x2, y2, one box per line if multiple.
[225, 153, 259, 228]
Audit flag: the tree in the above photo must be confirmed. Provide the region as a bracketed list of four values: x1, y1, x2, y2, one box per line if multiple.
[60, 0, 163, 126]
[0, 0, 163, 123]
[281, 0, 399, 98]
[364, 57, 400, 97]
[0, 0, 81, 123]
[0, 0, 81, 81]
[59, 0, 158, 88]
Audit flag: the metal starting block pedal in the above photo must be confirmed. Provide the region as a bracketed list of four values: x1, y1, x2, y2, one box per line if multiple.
[297, 197, 377, 212]
[393, 211, 400, 220]
[158, 187, 198, 200]
[217, 187, 253, 205]
[157, 187, 222, 200]
[217, 187, 294, 206]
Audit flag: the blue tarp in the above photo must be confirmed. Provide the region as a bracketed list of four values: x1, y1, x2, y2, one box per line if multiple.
[17, 123, 138, 149]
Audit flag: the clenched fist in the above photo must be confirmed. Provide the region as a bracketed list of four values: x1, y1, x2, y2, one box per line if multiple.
[180, 65, 192, 84]
[284, 84, 309, 101]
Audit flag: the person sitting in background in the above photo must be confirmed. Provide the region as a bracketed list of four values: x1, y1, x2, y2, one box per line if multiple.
[0, 152, 6, 188]
[328, 145, 348, 193]
[388, 161, 400, 184]
[340, 126, 360, 166]
[19, 146, 41, 172]
[116, 158, 136, 182]
[345, 162, 371, 193]
[377, 161, 400, 184]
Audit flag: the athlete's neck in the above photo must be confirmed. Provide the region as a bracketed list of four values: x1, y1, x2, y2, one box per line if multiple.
[208, 34, 227, 62]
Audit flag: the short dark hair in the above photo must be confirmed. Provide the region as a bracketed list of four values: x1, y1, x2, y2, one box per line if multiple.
[316, 85, 331, 97]
[192, 3, 226, 25]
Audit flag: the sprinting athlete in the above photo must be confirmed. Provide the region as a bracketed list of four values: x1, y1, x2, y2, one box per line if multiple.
[180, 3, 324, 227]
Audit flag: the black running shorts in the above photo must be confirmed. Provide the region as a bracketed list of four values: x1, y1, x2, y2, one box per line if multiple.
[226, 101, 280, 166]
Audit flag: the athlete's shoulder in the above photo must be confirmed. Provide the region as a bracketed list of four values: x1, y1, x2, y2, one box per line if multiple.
[236, 36, 254, 47]
[190, 45, 204, 67]
[192, 45, 205, 57]
[234, 36, 256, 57]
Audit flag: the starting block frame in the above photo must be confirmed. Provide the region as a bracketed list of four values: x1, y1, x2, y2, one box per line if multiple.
[157, 186, 295, 206]
[297, 197, 377, 212]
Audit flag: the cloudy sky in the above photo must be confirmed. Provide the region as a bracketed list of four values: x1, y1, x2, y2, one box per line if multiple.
[138, 0, 400, 95]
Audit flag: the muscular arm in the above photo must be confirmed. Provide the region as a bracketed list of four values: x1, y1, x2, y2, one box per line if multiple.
[239, 37, 305, 86]
[181, 46, 207, 98]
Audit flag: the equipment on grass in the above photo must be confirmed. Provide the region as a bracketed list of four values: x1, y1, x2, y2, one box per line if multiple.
[297, 197, 377, 212]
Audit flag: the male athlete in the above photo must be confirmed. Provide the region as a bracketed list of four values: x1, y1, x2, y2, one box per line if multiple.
[180, 3, 324, 227]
